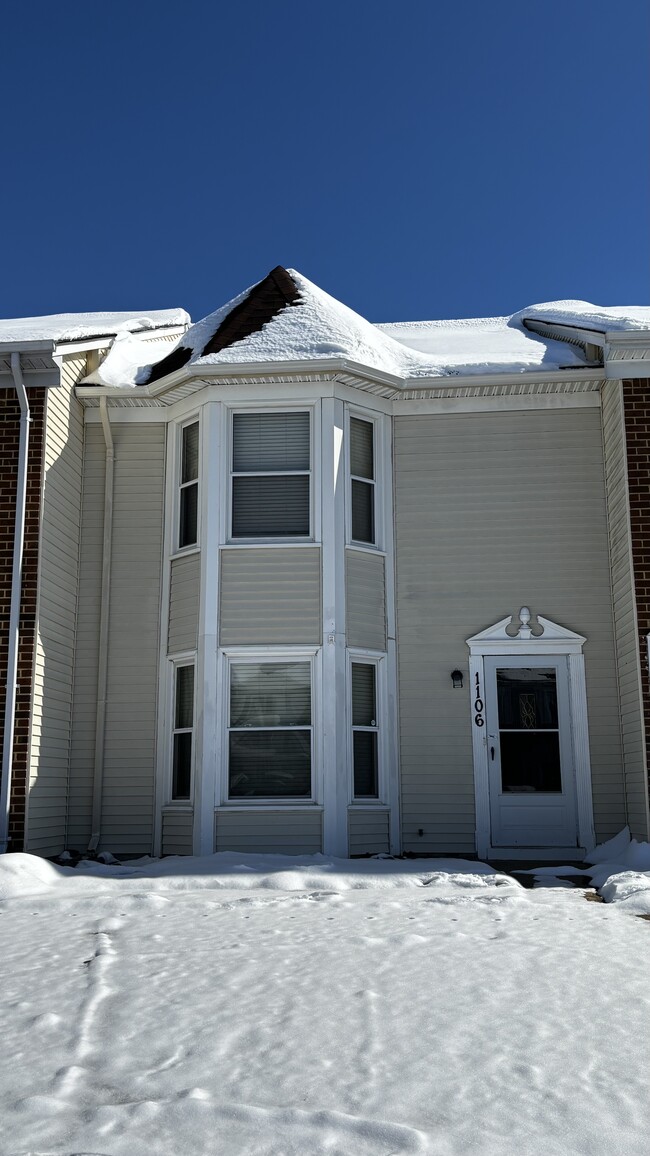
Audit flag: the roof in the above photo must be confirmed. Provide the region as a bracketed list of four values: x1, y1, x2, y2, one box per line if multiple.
[74, 268, 650, 389]
[0, 308, 190, 347]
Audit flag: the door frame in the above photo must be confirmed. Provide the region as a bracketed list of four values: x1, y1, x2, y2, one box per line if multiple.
[466, 607, 595, 860]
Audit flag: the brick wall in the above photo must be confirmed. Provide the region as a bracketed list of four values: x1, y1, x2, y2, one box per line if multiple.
[0, 387, 45, 851]
[623, 378, 650, 770]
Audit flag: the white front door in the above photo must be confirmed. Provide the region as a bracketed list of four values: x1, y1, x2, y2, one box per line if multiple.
[484, 655, 578, 849]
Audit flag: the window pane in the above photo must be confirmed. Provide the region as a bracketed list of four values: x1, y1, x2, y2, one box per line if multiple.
[353, 731, 378, 797]
[233, 412, 310, 472]
[172, 732, 192, 799]
[350, 417, 373, 479]
[232, 475, 309, 537]
[496, 668, 558, 730]
[229, 730, 311, 797]
[351, 479, 374, 543]
[500, 732, 562, 793]
[175, 665, 194, 729]
[230, 663, 311, 727]
[182, 422, 199, 484]
[179, 482, 198, 547]
[352, 664, 376, 726]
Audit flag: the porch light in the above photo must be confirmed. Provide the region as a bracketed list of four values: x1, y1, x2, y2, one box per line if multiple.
[451, 669, 464, 689]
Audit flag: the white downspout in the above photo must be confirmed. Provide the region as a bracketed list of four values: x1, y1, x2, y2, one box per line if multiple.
[88, 397, 114, 852]
[0, 354, 32, 853]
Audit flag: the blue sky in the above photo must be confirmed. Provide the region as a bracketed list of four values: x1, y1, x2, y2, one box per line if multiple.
[1, 0, 648, 325]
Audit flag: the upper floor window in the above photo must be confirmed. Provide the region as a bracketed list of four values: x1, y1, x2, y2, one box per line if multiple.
[178, 421, 199, 548]
[231, 411, 311, 538]
[350, 416, 375, 545]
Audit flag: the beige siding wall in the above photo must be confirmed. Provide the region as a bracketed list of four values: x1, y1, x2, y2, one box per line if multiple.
[162, 807, 194, 855]
[68, 422, 165, 853]
[168, 552, 200, 654]
[219, 547, 321, 645]
[27, 358, 85, 855]
[394, 406, 624, 854]
[215, 809, 323, 853]
[346, 549, 386, 650]
[348, 808, 390, 855]
[602, 382, 649, 838]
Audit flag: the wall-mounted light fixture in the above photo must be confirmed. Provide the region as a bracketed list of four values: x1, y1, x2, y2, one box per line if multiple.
[451, 669, 464, 689]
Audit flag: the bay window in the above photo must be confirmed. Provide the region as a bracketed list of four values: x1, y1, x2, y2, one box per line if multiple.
[352, 662, 379, 798]
[231, 410, 311, 538]
[228, 661, 312, 798]
[178, 420, 199, 549]
[350, 416, 375, 545]
[172, 663, 195, 800]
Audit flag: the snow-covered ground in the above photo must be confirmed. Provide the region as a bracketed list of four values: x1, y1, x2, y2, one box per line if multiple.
[1, 853, 650, 1155]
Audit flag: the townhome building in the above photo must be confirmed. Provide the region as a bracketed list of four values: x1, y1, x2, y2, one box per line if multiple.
[1, 268, 649, 861]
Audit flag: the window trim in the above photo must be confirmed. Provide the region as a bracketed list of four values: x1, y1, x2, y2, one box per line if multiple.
[347, 650, 387, 805]
[176, 416, 200, 553]
[228, 405, 315, 544]
[345, 407, 383, 551]
[221, 648, 320, 805]
[169, 656, 196, 804]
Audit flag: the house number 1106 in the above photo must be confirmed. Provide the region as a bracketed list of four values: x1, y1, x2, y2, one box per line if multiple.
[474, 671, 485, 727]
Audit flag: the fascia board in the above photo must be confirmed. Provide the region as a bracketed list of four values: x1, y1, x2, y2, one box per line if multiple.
[54, 325, 188, 358]
[0, 339, 55, 355]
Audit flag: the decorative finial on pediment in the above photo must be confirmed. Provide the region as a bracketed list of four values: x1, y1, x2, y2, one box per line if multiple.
[518, 606, 532, 639]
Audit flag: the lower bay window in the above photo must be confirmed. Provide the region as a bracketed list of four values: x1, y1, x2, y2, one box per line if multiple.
[171, 663, 195, 800]
[352, 661, 379, 799]
[228, 660, 313, 799]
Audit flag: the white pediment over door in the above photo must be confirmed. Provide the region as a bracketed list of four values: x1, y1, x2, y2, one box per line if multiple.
[466, 607, 586, 656]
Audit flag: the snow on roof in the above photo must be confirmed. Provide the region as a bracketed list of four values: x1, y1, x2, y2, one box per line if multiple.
[0, 308, 190, 346]
[377, 315, 586, 375]
[512, 300, 650, 333]
[80, 270, 650, 390]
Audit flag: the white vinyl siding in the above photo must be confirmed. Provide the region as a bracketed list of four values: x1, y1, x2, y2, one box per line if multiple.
[161, 807, 194, 855]
[394, 407, 624, 854]
[215, 808, 322, 853]
[602, 381, 649, 839]
[346, 549, 386, 650]
[168, 553, 200, 654]
[348, 808, 390, 856]
[219, 547, 321, 645]
[68, 423, 165, 853]
[27, 359, 85, 855]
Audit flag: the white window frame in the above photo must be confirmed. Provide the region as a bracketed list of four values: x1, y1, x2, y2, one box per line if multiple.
[219, 647, 321, 806]
[466, 607, 595, 859]
[345, 407, 384, 551]
[227, 405, 316, 544]
[176, 416, 201, 553]
[347, 650, 388, 806]
[168, 655, 197, 805]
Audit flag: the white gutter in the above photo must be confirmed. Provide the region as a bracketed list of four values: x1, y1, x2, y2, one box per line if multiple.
[0, 354, 32, 853]
[89, 396, 114, 851]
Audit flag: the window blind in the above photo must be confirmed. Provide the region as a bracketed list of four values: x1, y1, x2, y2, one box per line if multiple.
[232, 475, 309, 537]
[350, 417, 373, 480]
[233, 412, 310, 472]
[230, 663, 311, 728]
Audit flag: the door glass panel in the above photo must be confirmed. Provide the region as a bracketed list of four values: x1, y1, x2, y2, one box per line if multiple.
[496, 668, 562, 793]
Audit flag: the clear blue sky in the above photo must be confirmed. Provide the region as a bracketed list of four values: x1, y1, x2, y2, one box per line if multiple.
[1, 0, 648, 325]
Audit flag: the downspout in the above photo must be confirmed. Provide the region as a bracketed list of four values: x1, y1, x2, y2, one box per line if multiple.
[88, 397, 114, 851]
[0, 354, 32, 853]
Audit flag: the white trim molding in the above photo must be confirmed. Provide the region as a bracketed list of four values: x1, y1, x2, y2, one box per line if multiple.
[466, 606, 595, 860]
